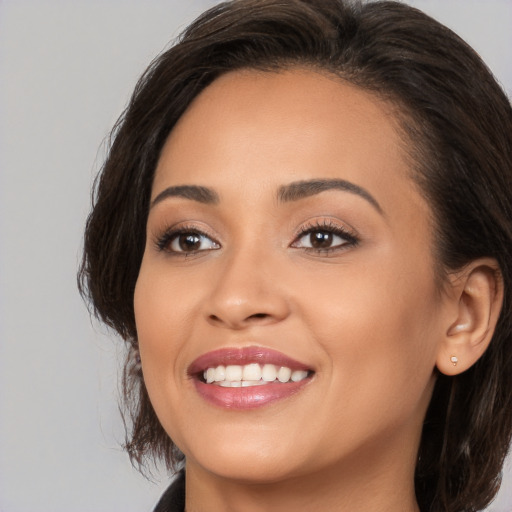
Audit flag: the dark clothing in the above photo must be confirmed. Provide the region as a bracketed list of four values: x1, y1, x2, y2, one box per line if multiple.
[153, 471, 186, 512]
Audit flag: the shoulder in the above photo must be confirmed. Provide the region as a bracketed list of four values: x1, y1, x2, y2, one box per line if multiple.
[153, 471, 185, 512]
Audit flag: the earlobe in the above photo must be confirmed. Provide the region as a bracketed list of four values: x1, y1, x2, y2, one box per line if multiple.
[436, 258, 503, 376]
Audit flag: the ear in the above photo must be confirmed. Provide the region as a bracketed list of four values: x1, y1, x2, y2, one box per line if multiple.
[436, 258, 503, 376]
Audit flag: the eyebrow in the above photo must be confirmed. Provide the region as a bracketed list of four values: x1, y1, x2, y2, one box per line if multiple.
[151, 185, 219, 208]
[278, 179, 383, 214]
[150, 178, 382, 214]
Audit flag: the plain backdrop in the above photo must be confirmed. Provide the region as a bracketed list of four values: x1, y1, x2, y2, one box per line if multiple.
[0, 1, 511, 511]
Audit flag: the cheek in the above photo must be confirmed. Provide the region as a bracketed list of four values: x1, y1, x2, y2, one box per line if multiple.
[298, 252, 441, 421]
[134, 262, 215, 454]
[134, 257, 199, 351]
[133, 261, 195, 423]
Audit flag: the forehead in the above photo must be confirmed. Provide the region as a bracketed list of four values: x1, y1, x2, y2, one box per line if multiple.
[153, 68, 428, 222]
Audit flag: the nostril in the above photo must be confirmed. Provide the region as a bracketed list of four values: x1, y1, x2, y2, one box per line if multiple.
[208, 312, 270, 327]
[249, 313, 269, 320]
[244, 313, 275, 325]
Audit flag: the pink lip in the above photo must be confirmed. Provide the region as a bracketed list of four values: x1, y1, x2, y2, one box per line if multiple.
[188, 346, 314, 410]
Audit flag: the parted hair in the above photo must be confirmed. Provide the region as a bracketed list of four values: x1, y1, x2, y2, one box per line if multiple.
[78, 1, 512, 511]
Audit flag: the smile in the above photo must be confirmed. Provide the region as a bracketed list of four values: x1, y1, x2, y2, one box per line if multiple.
[189, 347, 314, 409]
[203, 363, 310, 387]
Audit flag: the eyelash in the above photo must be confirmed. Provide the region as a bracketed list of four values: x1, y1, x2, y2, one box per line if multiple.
[291, 219, 359, 254]
[154, 220, 359, 256]
[155, 224, 219, 255]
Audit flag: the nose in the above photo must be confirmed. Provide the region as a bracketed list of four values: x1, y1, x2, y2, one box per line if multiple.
[204, 247, 291, 330]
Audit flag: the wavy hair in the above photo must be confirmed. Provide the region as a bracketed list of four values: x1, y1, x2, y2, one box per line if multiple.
[78, 1, 512, 510]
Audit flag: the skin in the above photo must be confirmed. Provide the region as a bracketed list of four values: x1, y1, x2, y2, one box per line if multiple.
[134, 69, 476, 511]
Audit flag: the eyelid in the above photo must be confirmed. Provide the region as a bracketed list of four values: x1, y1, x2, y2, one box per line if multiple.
[170, 232, 219, 253]
[153, 222, 221, 254]
[291, 218, 359, 251]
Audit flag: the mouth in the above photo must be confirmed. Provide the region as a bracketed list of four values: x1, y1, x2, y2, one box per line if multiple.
[202, 363, 310, 387]
[188, 346, 314, 409]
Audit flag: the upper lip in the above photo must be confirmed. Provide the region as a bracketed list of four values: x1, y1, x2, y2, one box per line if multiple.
[188, 346, 312, 375]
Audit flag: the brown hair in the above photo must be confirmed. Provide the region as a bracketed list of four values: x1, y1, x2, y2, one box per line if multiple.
[79, 1, 512, 510]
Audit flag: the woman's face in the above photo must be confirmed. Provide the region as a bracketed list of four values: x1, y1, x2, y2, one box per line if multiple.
[134, 69, 450, 483]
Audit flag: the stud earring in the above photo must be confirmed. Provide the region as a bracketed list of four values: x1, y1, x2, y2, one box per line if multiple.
[450, 355, 458, 366]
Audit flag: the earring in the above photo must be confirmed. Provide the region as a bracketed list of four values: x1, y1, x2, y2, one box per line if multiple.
[450, 355, 458, 366]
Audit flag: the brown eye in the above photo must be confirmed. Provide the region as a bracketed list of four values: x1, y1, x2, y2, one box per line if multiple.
[167, 231, 220, 253]
[291, 225, 357, 253]
[177, 233, 201, 251]
[309, 231, 333, 248]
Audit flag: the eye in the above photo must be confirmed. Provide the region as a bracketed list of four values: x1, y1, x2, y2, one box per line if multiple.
[157, 229, 220, 254]
[170, 232, 218, 252]
[291, 221, 358, 253]
[298, 231, 342, 249]
[295, 230, 347, 250]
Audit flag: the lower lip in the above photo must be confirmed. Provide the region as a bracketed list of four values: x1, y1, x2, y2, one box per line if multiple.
[193, 378, 311, 409]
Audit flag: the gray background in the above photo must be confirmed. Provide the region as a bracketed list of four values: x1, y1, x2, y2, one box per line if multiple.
[0, 1, 511, 511]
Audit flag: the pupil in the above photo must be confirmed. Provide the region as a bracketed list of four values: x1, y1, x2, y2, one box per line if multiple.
[179, 233, 201, 251]
[310, 231, 332, 248]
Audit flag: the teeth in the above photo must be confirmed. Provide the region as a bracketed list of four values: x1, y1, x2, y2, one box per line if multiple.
[241, 380, 266, 387]
[220, 380, 242, 387]
[202, 363, 309, 387]
[205, 367, 215, 384]
[262, 364, 277, 382]
[277, 366, 292, 383]
[291, 370, 308, 382]
[242, 363, 262, 381]
[225, 365, 243, 381]
[218, 380, 267, 388]
[214, 365, 226, 382]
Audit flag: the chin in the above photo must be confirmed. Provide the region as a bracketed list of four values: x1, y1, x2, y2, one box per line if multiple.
[178, 425, 310, 483]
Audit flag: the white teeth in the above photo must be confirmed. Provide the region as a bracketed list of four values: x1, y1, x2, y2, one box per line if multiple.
[291, 370, 308, 382]
[202, 363, 310, 387]
[214, 365, 226, 382]
[206, 367, 215, 384]
[219, 380, 267, 388]
[262, 364, 277, 382]
[277, 366, 292, 383]
[225, 365, 243, 381]
[242, 363, 262, 381]
[242, 380, 267, 387]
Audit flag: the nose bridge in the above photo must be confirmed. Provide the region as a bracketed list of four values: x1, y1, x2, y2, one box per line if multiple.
[205, 238, 290, 329]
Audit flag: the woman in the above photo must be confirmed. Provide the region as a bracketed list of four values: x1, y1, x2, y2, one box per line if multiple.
[79, 1, 512, 511]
